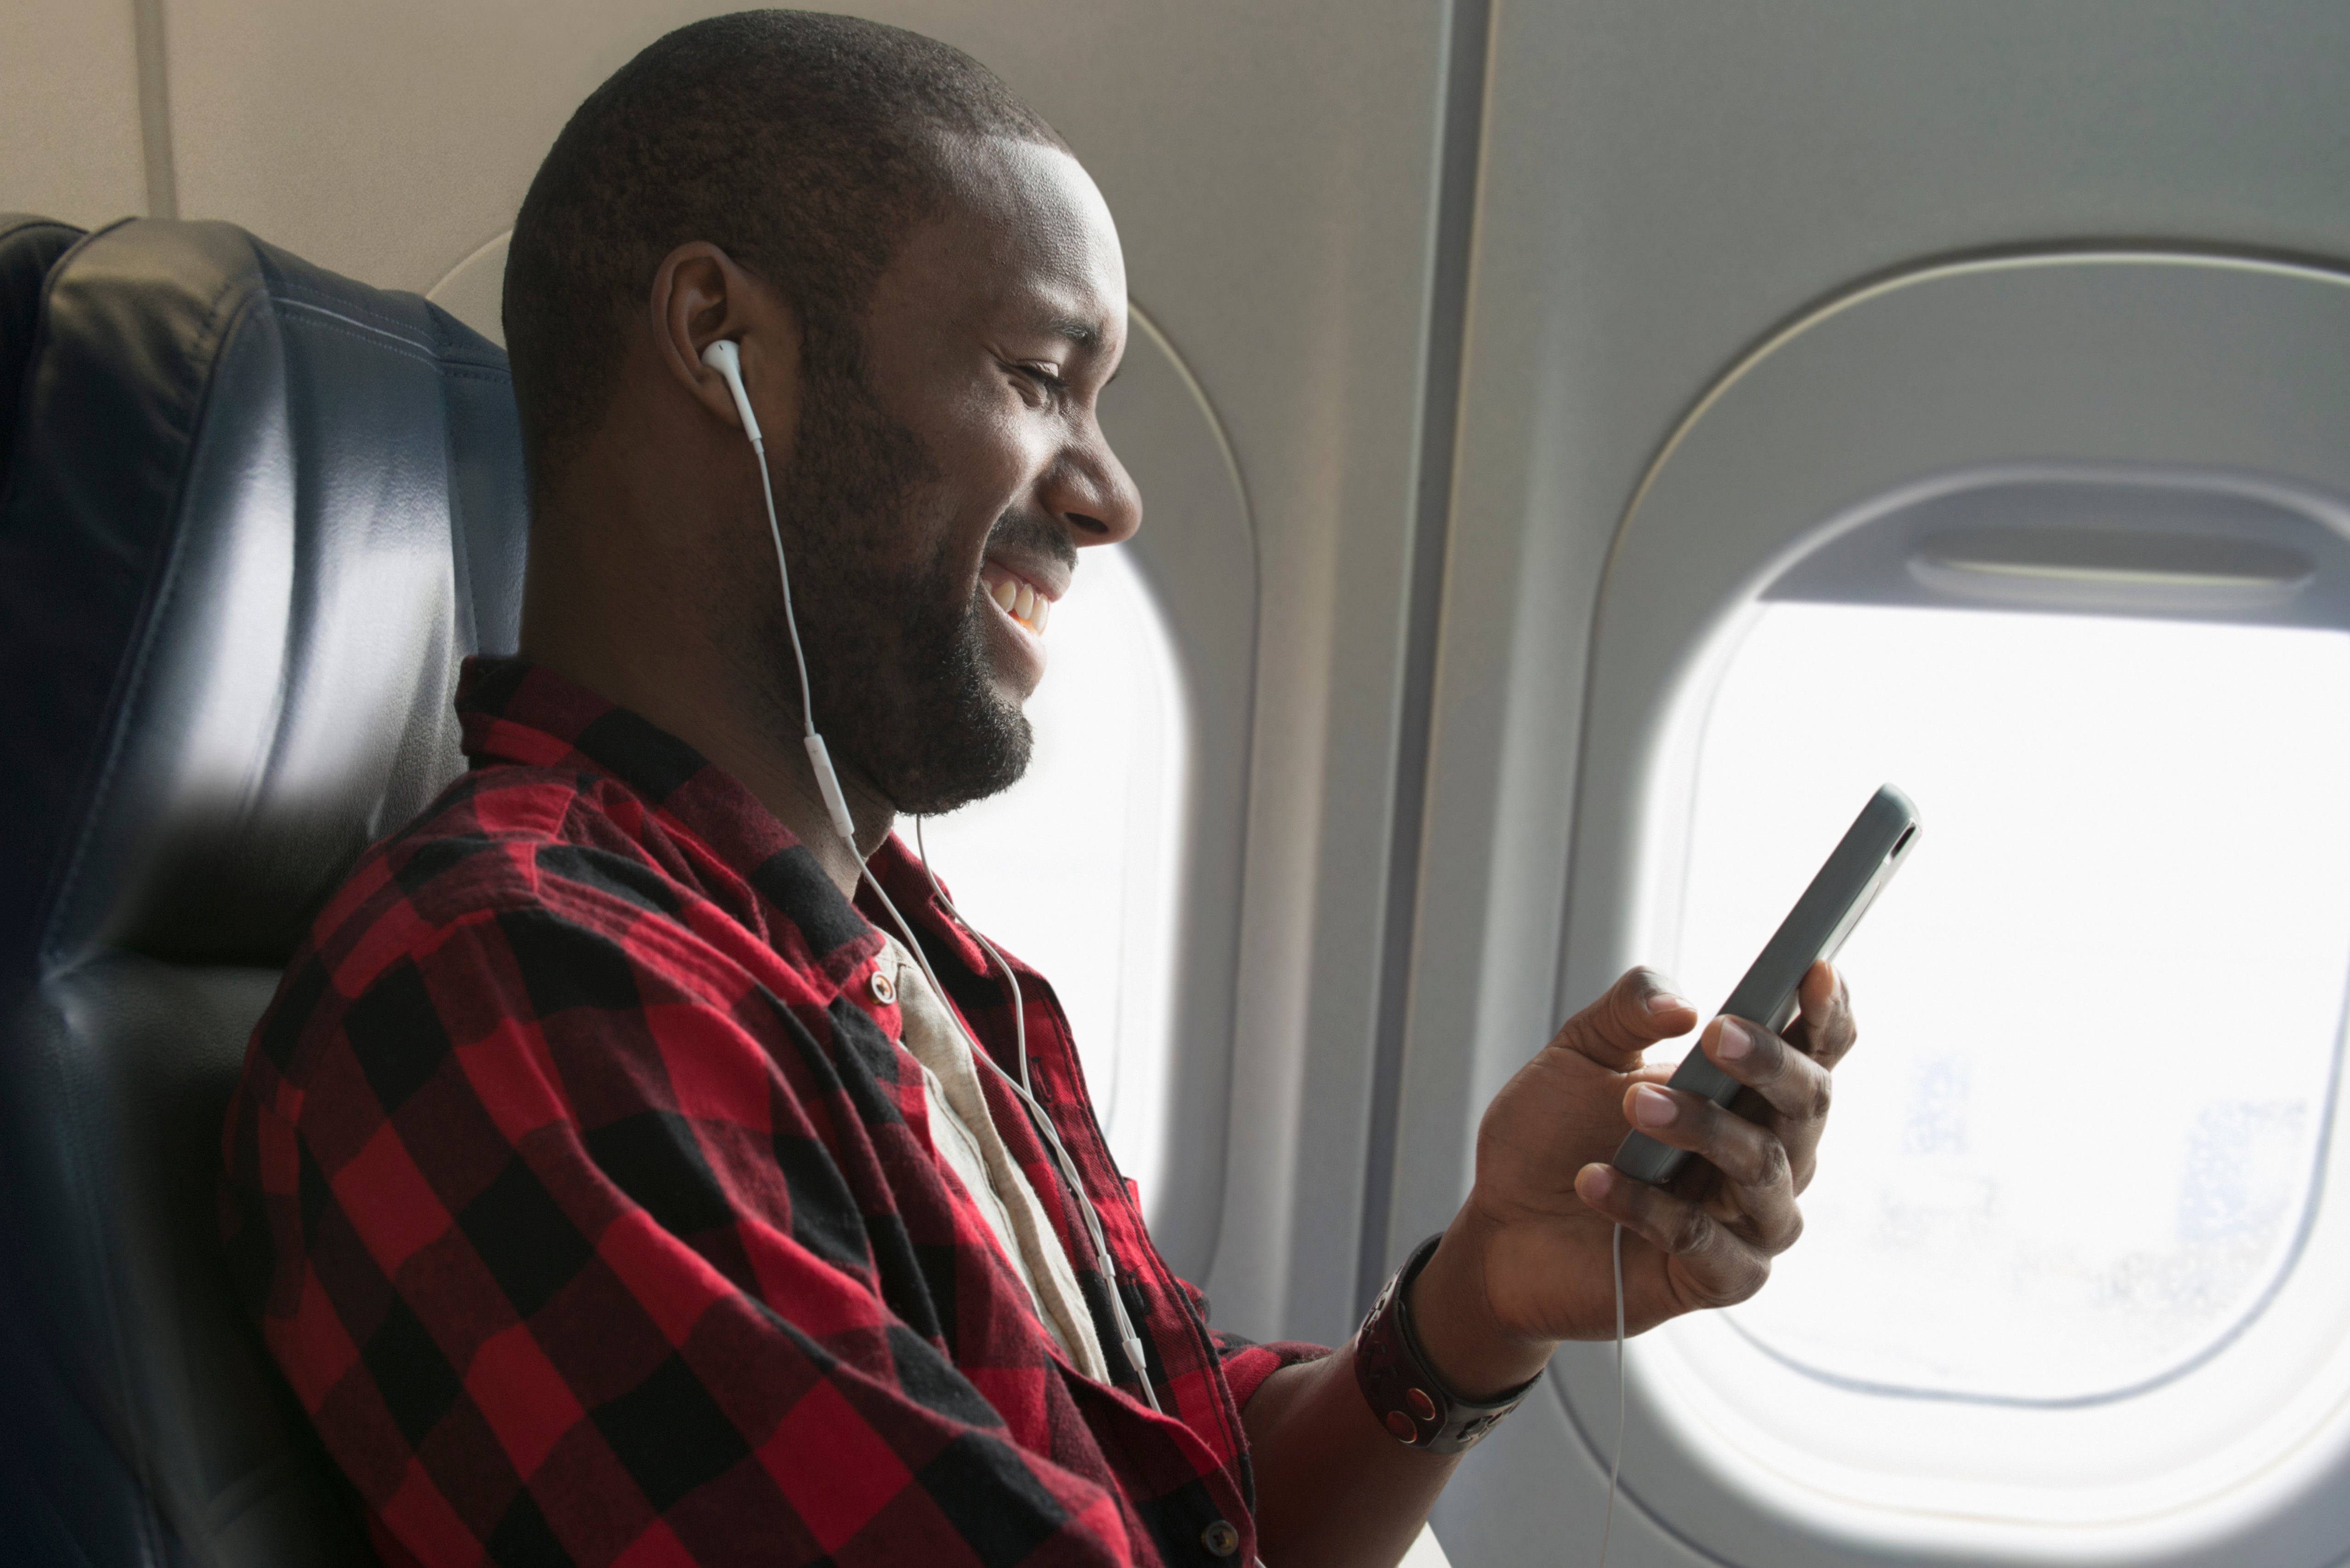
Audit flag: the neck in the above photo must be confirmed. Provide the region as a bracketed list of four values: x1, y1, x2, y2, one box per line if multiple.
[776, 739, 900, 897]
[519, 480, 897, 900]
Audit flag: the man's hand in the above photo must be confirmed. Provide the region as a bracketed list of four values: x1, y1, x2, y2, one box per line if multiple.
[1408, 962, 1857, 1397]
[1242, 963, 1854, 1568]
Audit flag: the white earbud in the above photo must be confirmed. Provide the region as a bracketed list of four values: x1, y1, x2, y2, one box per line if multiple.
[700, 338, 763, 447]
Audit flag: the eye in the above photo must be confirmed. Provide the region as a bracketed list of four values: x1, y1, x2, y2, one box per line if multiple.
[1011, 361, 1070, 405]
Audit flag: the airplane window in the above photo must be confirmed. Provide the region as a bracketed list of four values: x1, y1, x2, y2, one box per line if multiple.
[915, 544, 1188, 1213]
[1676, 601, 2350, 1401]
[1638, 598, 2350, 1519]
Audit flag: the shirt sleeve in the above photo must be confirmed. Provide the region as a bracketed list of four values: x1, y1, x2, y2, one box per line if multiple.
[1143, 1246, 1329, 1414]
[225, 898, 1144, 1568]
[1209, 1331, 1333, 1415]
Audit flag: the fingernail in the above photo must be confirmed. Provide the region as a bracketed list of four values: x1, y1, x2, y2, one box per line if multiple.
[1648, 991, 1690, 1015]
[1577, 1164, 1615, 1202]
[1715, 1019, 1753, 1060]
[1633, 1085, 1677, 1127]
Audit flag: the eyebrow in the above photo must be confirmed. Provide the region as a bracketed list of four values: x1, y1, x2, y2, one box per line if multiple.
[1047, 316, 1103, 350]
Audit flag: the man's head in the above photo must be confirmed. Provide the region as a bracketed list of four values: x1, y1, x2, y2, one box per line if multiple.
[505, 11, 1139, 824]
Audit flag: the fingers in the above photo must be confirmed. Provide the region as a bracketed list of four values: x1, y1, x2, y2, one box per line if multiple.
[1698, 987, 1844, 1190]
[1550, 963, 1855, 1325]
[1701, 1014, 1834, 1131]
[1789, 960, 1858, 1069]
[1618, 1083, 1801, 1247]
[1574, 1163, 1773, 1310]
[1548, 966, 1698, 1071]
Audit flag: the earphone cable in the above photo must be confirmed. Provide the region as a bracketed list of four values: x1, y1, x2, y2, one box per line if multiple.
[746, 434, 817, 740]
[719, 347, 1162, 1416]
[913, 817, 1030, 1094]
[904, 819, 1147, 1397]
[744, 348, 1627, 1518]
[1598, 1221, 1625, 1568]
[858, 844, 1163, 1413]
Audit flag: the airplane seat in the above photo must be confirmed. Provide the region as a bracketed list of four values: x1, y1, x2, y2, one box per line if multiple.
[0, 214, 88, 506]
[0, 218, 528, 1567]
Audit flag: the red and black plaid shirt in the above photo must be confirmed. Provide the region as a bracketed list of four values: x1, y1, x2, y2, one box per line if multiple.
[221, 657, 1322, 1568]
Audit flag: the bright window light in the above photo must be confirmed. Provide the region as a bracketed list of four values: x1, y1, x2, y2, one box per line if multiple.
[1634, 601, 2350, 1541]
[1672, 604, 2350, 1405]
[913, 545, 1188, 1213]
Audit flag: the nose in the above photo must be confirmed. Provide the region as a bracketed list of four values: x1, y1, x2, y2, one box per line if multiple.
[1041, 422, 1142, 547]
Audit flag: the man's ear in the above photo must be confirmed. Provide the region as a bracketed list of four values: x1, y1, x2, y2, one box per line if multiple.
[648, 241, 802, 444]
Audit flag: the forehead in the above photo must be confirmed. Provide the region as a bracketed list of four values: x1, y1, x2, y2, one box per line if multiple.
[891, 135, 1127, 350]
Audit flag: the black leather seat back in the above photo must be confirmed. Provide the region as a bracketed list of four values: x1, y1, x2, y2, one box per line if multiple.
[0, 219, 528, 1568]
[0, 214, 87, 504]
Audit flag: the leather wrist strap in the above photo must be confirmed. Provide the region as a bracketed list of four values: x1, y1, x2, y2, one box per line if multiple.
[1353, 1232, 1538, 1455]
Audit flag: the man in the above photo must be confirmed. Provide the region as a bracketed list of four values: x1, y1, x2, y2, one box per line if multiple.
[222, 13, 1856, 1568]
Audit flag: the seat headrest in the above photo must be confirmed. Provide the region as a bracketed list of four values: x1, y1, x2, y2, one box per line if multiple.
[0, 219, 527, 972]
[0, 214, 86, 506]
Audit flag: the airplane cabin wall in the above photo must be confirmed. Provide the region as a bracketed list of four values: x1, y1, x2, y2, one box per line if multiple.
[1402, 5, 2350, 1566]
[3, 6, 150, 227]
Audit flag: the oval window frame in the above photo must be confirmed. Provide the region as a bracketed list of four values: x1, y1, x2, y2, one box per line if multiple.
[1553, 251, 2350, 1566]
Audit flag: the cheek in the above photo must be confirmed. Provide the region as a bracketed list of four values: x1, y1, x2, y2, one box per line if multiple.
[887, 387, 1055, 568]
[966, 405, 1050, 491]
[935, 430, 1045, 538]
[877, 479, 991, 593]
[945, 384, 1056, 484]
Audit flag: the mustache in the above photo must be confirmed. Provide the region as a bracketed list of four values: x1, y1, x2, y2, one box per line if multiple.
[979, 509, 1079, 575]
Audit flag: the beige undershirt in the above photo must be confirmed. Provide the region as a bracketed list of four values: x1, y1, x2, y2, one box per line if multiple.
[878, 934, 1110, 1382]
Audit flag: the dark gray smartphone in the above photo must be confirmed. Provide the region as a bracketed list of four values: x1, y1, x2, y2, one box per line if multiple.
[1611, 784, 1921, 1186]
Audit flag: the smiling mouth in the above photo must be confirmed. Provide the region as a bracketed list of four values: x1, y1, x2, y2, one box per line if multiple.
[981, 565, 1053, 635]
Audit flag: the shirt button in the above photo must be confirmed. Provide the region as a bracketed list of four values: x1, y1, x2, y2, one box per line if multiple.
[1199, 1518, 1239, 1557]
[869, 967, 897, 1004]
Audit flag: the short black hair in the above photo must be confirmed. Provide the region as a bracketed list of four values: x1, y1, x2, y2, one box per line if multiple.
[503, 10, 1063, 501]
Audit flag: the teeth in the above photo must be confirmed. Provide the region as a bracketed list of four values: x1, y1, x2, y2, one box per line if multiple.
[986, 570, 1052, 635]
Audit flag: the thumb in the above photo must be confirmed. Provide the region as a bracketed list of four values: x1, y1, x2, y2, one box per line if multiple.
[1548, 966, 1696, 1071]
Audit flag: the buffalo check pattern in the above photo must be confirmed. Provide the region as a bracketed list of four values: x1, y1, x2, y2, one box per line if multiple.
[221, 657, 1323, 1568]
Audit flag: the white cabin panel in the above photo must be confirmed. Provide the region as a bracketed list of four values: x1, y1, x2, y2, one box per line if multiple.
[1435, 249, 2350, 1567]
[3, 0, 153, 226]
[1413, 6, 2350, 1566]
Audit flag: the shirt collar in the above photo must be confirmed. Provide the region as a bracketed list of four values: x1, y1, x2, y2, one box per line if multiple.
[455, 654, 886, 1000]
[856, 832, 1015, 985]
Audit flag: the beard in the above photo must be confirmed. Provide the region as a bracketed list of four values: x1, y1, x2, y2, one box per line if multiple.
[731, 353, 1045, 816]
